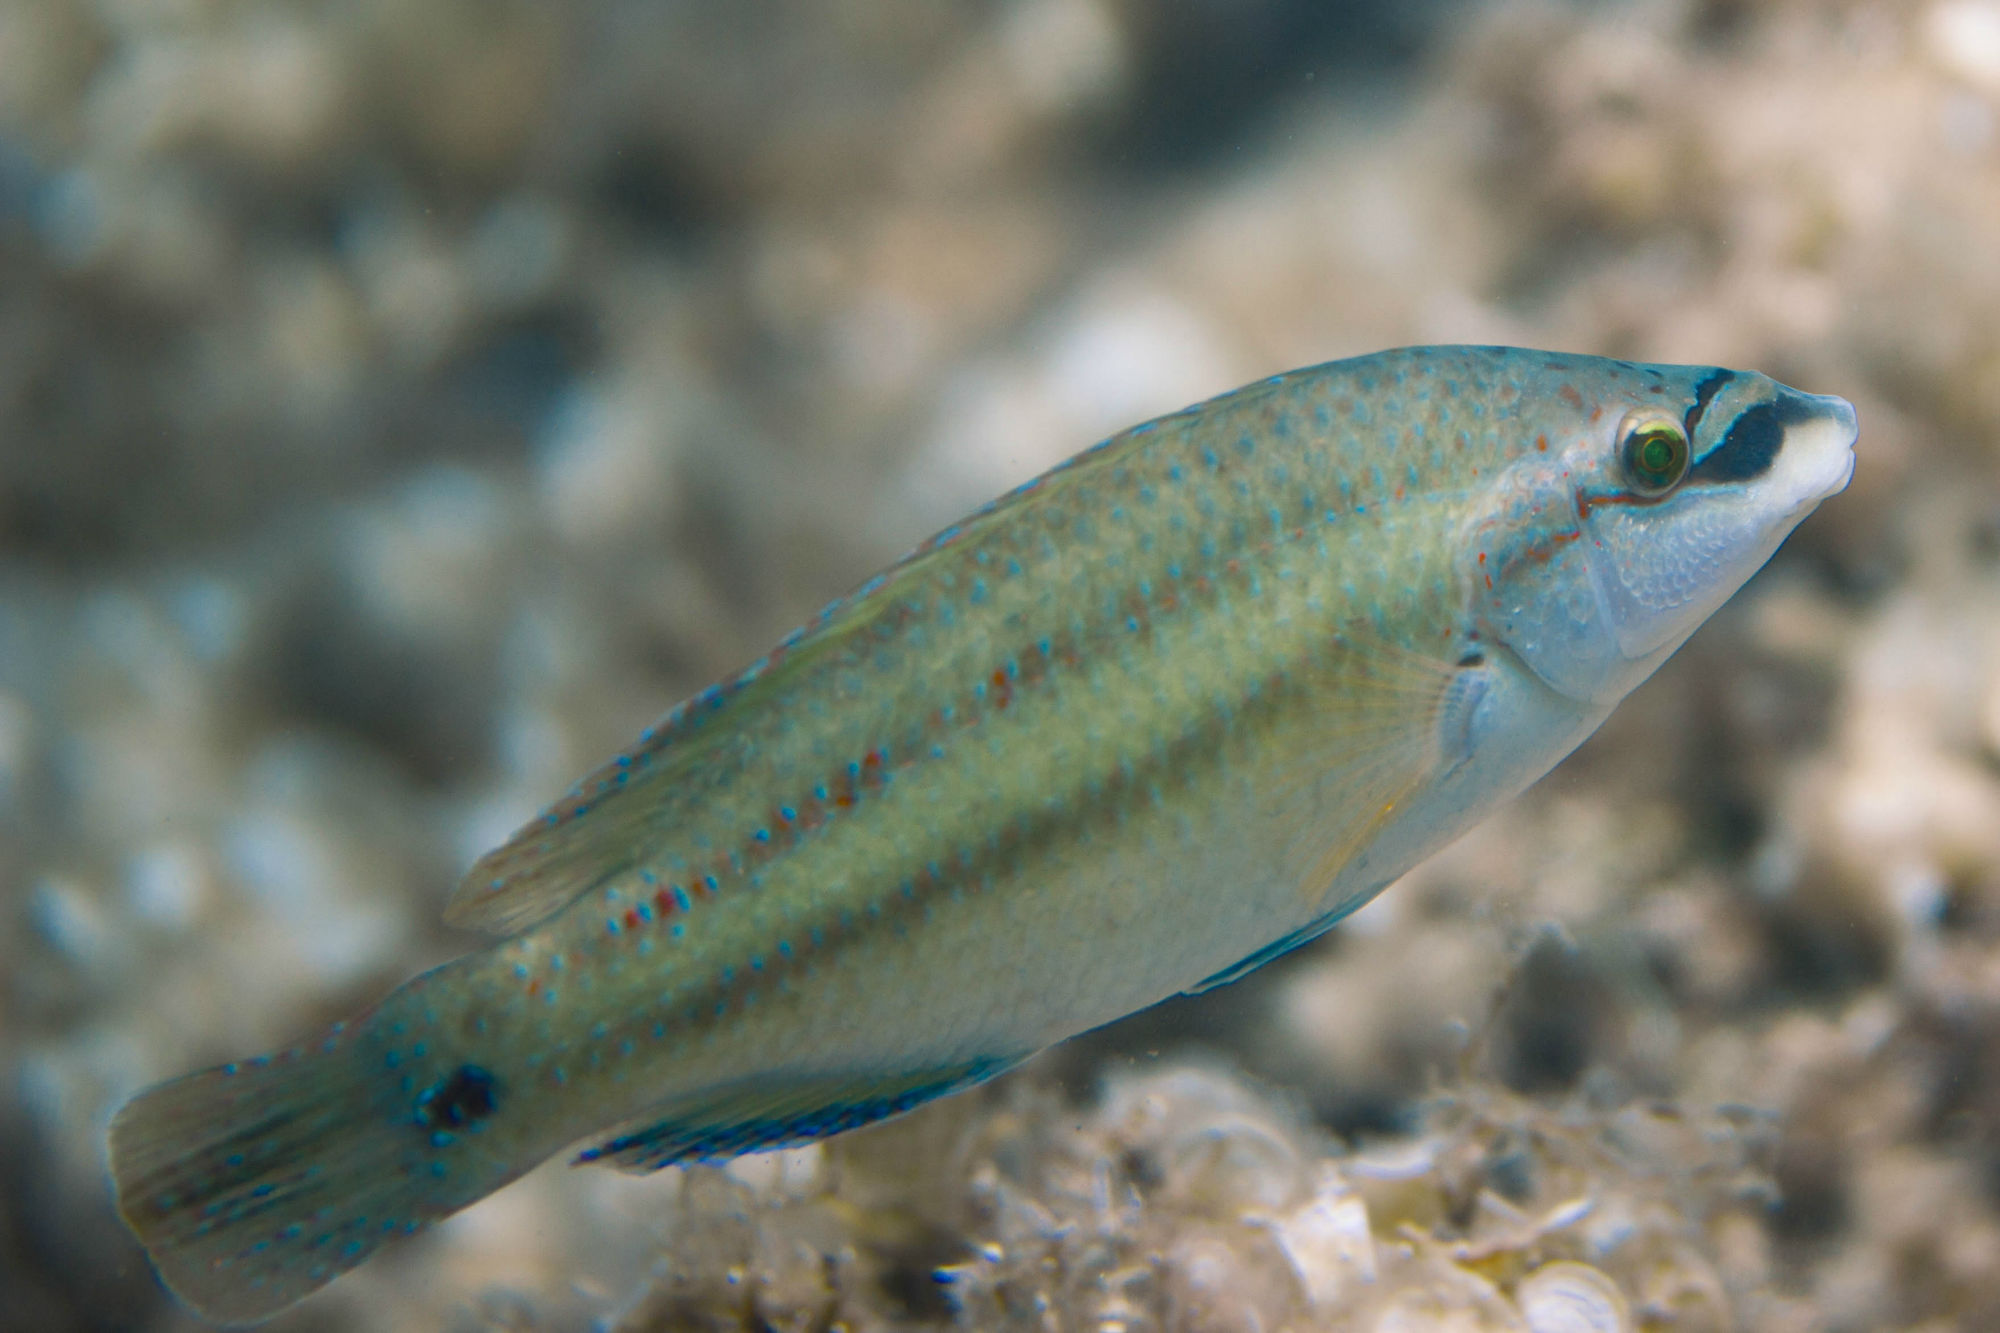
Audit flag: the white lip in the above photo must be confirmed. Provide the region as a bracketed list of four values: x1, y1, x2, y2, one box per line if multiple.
[1774, 392, 1859, 511]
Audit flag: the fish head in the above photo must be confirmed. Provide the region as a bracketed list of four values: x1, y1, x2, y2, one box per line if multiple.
[1473, 361, 1857, 706]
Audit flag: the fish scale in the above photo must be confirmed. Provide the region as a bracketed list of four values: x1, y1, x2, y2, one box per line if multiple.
[107, 345, 1858, 1324]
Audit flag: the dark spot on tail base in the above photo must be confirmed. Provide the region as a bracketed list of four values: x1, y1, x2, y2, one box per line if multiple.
[418, 1066, 497, 1130]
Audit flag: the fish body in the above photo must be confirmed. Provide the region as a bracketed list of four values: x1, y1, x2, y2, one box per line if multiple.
[108, 346, 1857, 1323]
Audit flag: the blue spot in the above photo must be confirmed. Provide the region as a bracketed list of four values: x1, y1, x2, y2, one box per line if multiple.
[431, 1162, 448, 1179]
[606, 918, 621, 934]
[671, 923, 685, 938]
[1006, 558, 1023, 576]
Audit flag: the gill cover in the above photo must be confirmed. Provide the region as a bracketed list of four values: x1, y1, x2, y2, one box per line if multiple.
[1473, 367, 1857, 705]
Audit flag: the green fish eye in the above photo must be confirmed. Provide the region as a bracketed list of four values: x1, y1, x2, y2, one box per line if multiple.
[1620, 419, 1689, 496]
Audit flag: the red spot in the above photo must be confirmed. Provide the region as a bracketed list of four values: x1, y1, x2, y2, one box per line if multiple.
[1536, 434, 1549, 453]
[623, 907, 641, 930]
[654, 887, 675, 915]
[862, 748, 884, 770]
[990, 668, 1012, 710]
[1559, 384, 1584, 410]
[527, 979, 541, 998]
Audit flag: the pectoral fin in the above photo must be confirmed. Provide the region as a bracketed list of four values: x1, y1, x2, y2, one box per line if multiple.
[1257, 627, 1476, 912]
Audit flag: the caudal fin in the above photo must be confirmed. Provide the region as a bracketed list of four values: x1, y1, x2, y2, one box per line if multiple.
[109, 1036, 477, 1325]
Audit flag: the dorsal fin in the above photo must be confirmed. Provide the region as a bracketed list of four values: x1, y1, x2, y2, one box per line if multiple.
[444, 596, 904, 936]
[443, 424, 1157, 937]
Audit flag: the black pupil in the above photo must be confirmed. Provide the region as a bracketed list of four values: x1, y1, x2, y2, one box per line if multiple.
[422, 1065, 497, 1130]
[1633, 429, 1682, 486]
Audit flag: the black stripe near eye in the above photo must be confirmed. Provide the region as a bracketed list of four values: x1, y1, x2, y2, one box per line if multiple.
[1682, 368, 1734, 441]
[1690, 391, 1815, 484]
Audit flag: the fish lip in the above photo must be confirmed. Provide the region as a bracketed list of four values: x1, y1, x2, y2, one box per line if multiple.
[1782, 391, 1859, 511]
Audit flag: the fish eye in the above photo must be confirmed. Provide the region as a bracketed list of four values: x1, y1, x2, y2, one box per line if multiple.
[1619, 415, 1690, 497]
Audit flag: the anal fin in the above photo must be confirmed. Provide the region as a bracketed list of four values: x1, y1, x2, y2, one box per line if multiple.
[574, 1056, 1020, 1174]
[1182, 882, 1388, 996]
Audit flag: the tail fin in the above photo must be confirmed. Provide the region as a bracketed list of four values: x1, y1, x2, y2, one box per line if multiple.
[108, 1037, 481, 1325]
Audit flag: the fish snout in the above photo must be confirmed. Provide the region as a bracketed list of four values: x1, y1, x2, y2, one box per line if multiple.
[1774, 390, 1858, 511]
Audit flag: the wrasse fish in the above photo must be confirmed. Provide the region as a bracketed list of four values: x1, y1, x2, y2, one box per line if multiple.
[109, 346, 1857, 1323]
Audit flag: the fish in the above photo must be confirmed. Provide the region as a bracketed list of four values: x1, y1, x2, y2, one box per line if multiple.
[106, 345, 1857, 1324]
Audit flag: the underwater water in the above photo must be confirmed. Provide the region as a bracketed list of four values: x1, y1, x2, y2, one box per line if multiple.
[2, 0, 1997, 1328]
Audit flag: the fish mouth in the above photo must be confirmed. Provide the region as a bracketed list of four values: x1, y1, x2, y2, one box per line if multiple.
[1774, 391, 1858, 511]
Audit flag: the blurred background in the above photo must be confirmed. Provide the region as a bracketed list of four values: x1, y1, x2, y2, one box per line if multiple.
[5, 0, 2000, 1328]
